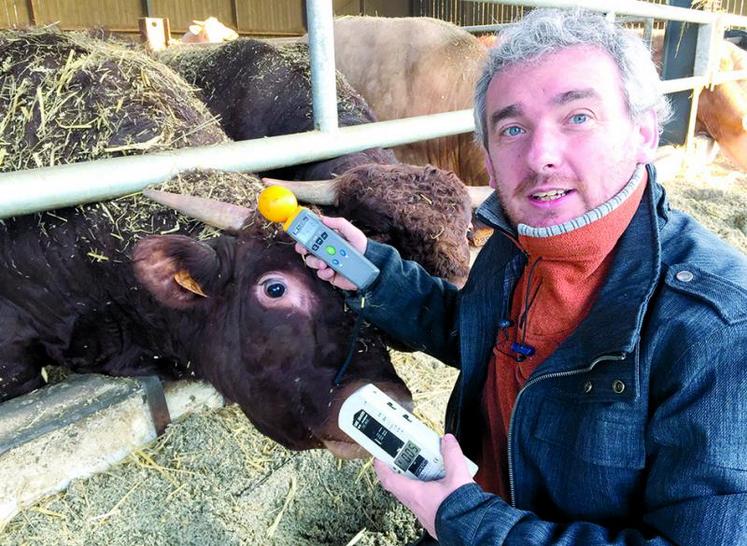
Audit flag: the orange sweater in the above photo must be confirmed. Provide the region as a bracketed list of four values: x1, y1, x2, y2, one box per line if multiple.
[476, 172, 647, 499]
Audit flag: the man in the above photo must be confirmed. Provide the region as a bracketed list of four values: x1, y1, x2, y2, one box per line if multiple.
[298, 8, 747, 545]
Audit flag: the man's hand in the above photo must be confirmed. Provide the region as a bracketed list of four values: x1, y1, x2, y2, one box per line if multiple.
[294, 215, 368, 291]
[374, 434, 475, 540]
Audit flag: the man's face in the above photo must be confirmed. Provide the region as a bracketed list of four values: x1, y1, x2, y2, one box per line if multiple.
[483, 45, 657, 227]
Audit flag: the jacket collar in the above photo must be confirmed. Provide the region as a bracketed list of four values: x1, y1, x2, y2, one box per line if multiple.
[476, 164, 666, 371]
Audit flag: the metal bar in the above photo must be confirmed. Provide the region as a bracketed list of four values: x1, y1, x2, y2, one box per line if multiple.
[462, 23, 507, 32]
[685, 85, 702, 152]
[462, 0, 718, 24]
[644, 16, 654, 46]
[0, 110, 475, 219]
[305, 0, 338, 132]
[659, 75, 708, 94]
[142, 0, 152, 18]
[712, 69, 747, 84]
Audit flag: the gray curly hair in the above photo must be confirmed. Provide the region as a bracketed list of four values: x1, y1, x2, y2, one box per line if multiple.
[474, 8, 672, 147]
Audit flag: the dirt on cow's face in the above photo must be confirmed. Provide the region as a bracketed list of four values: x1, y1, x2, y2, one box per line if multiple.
[195, 234, 411, 452]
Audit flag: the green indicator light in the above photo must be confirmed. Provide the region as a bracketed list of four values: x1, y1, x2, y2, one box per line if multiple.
[325, 246, 336, 255]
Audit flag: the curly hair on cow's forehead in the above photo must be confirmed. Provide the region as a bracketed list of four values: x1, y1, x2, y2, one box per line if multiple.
[473, 8, 673, 146]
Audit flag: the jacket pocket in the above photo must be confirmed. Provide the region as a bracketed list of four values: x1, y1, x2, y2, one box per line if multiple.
[533, 397, 645, 469]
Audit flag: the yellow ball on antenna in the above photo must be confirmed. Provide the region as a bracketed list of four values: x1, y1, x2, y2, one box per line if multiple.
[258, 186, 299, 223]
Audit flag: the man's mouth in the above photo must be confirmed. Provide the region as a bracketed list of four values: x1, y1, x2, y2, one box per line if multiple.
[530, 189, 571, 202]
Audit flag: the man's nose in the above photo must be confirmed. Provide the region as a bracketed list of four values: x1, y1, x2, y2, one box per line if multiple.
[526, 126, 562, 173]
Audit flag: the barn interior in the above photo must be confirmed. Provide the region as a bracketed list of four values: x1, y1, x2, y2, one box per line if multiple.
[0, 1, 746, 544]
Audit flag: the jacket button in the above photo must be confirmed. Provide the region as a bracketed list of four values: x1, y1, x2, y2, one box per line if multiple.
[612, 379, 626, 394]
[676, 270, 694, 282]
[583, 381, 593, 393]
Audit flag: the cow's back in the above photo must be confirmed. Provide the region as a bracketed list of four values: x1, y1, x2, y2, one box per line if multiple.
[333, 16, 489, 185]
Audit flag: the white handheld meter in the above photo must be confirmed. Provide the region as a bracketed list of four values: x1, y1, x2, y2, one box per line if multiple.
[257, 186, 380, 291]
[339, 384, 478, 481]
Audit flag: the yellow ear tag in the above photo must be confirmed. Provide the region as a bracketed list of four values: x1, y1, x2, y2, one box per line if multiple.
[174, 270, 207, 297]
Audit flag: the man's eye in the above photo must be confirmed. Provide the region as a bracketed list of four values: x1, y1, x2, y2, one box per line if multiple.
[570, 113, 589, 124]
[501, 126, 524, 137]
[264, 282, 286, 298]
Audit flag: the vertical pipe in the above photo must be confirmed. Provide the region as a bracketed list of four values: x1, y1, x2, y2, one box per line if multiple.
[643, 16, 654, 47]
[305, 0, 339, 132]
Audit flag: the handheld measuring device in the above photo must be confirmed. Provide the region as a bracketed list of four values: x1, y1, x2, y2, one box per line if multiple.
[339, 384, 478, 481]
[257, 186, 380, 291]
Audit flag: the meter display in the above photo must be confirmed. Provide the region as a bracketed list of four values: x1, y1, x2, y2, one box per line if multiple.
[257, 186, 380, 290]
[339, 384, 478, 481]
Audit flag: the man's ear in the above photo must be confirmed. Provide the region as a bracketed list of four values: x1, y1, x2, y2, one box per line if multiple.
[634, 109, 660, 164]
[484, 154, 497, 189]
[133, 235, 220, 310]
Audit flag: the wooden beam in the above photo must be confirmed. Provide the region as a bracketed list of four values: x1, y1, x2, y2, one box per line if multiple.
[138, 17, 171, 51]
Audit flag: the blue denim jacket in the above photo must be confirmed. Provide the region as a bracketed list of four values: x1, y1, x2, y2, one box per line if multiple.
[351, 165, 747, 545]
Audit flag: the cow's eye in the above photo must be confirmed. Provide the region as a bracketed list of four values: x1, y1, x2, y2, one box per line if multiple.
[264, 281, 286, 298]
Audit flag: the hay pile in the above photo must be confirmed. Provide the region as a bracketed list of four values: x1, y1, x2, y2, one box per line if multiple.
[0, 28, 274, 252]
[664, 154, 747, 254]
[0, 28, 225, 173]
[2, 352, 452, 545]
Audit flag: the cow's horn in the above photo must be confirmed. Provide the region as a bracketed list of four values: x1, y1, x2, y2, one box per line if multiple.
[143, 188, 251, 232]
[261, 177, 340, 206]
[466, 186, 494, 209]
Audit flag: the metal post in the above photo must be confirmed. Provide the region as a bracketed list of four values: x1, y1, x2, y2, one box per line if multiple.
[644, 16, 654, 47]
[660, 0, 700, 146]
[305, 0, 339, 132]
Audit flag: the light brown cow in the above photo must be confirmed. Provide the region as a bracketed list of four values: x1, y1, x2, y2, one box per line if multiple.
[332, 16, 489, 186]
[181, 17, 238, 44]
[696, 40, 747, 170]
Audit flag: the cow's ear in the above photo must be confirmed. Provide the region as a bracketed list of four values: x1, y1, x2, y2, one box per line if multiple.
[133, 235, 219, 310]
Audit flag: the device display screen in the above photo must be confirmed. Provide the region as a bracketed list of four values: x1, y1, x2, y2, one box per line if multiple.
[352, 409, 404, 458]
[393, 440, 422, 472]
[291, 213, 320, 246]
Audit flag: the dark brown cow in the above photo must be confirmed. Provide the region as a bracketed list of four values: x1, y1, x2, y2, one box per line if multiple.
[0, 29, 410, 459]
[0, 181, 409, 458]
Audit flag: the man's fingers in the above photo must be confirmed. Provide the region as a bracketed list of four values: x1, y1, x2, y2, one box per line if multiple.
[441, 434, 473, 483]
[319, 215, 367, 253]
[374, 459, 414, 494]
[316, 267, 335, 281]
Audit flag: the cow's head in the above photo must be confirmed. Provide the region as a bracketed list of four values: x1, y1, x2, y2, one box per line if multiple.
[132, 192, 410, 457]
[265, 163, 489, 287]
